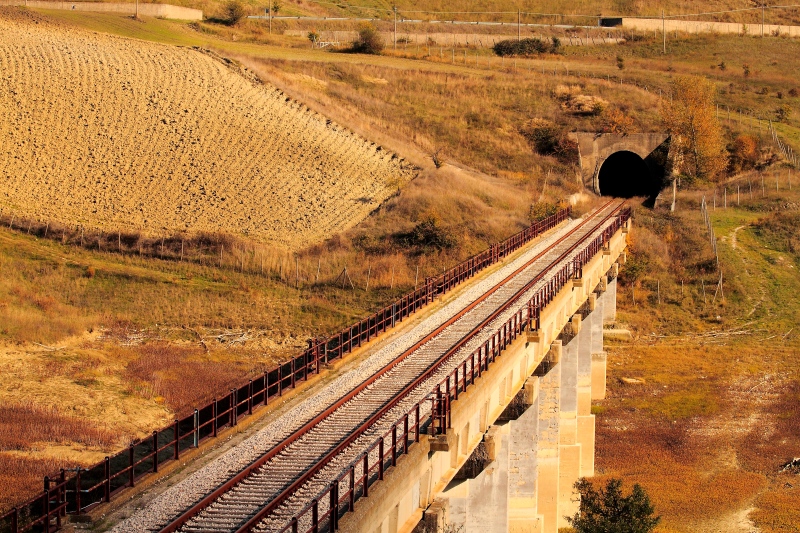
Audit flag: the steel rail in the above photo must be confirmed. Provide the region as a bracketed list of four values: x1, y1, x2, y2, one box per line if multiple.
[243, 200, 626, 532]
[159, 200, 622, 533]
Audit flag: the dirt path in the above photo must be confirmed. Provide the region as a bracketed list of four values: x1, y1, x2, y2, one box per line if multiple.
[0, 8, 415, 250]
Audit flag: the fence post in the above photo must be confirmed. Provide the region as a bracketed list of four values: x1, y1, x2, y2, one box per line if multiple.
[391, 424, 398, 467]
[349, 466, 355, 511]
[291, 517, 299, 533]
[312, 499, 319, 533]
[152, 431, 159, 473]
[43, 483, 50, 531]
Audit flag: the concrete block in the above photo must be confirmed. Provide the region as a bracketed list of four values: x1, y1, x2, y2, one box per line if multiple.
[603, 328, 631, 342]
[588, 293, 596, 312]
[591, 353, 607, 400]
[570, 314, 582, 334]
[557, 444, 582, 529]
[485, 426, 502, 462]
[418, 499, 449, 533]
[577, 415, 595, 477]
[523, 377, 539, 406]
[547, 341, 562, 365]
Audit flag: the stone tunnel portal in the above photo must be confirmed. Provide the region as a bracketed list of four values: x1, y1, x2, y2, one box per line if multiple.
[597, 150, 662, 199]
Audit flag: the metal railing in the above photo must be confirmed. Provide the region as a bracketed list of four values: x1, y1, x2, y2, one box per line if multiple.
[0, 208, 573, 533]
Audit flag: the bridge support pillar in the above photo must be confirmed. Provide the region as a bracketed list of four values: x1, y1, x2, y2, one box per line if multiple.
[590, 285, 607, 401]
[558, 322, 581, 530]
[536, 341, 561, 533]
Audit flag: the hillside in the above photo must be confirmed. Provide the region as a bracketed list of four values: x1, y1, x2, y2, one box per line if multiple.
[0, 8, 414, 250]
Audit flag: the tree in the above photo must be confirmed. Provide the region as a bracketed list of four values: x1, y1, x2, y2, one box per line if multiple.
[352, 23, 384, 54]
[223, 0, 246, 25]
[567, 478, 660, 533]
[661, 75, 726, 181]
[307, 30, 320, 47]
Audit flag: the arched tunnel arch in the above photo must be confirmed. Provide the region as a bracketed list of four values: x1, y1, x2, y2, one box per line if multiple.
[597, 151, 663, 199]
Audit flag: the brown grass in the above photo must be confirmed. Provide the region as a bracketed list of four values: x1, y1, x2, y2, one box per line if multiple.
[0, 404, 118, 452]
[0, 9, 414, 251]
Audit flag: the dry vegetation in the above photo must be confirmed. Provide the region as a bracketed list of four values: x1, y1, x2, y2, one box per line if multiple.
[0, 8, 414, 250]
[1, 3, 799, 525]
[595, 173, 800, 532]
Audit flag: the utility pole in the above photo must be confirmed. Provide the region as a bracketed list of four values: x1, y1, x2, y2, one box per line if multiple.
[135, 0, 139, 20]
[762, 3, 765, 37]
[662, 10, 666, 54]
[518, 10, 521, 41]
[393, 6, 398, 50]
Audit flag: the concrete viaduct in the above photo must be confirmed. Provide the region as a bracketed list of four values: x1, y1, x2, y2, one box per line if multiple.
[340, 218, 629, 533]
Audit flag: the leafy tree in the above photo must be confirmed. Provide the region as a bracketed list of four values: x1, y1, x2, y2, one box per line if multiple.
[567, 478, 661, 533]
[493, 37, 561, 57]
[307, 30, 320, 47]
[661, 75, 726, 181]
[352, 23, 384, 54]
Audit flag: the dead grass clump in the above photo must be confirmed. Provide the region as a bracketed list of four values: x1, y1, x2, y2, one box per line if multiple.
[751, 480, 800, 532]
[0, 403, 118, 451]
[0, 455, 67, 513]
[123, 343, 262, 416]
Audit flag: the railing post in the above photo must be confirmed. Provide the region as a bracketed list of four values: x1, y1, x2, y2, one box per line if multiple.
[212, 398, 218, 438]
[104, 457, 110, 502]
[278, 365, 283, 396]
[230, 389, 237, 426]
[129, 444, 135, 487]
[11, 507, 17, 533]
[329, 481, 338, 531]
[403, 415, 409, 454]
[415, 404, 420, 442]
[75, 467, 82, 515]
[152, 431, 159, 473]
[349, 466, 355, 511]
[57, 469, 65, 527]
[312, 499, 319, 533]
[363, 454, 370, 497]
[264, 371, 270, 405]
[174, 420, 180, 460]
[454, 367, 459, 400]
[391, 424, 397, 467]
[193, 409, 199, 447]
[291, 359, 296, 389]
[43, 484, 50, 532]
[378, 437, 385, 480]
[291, 517, 298, 533]
[248, 380, 253, 415]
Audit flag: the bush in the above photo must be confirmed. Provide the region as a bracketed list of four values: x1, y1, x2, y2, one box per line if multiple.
[519, 118, 578, 164]
[352, 23, 384, 54]
[727, 134, 760, 173]
[222, 0, 247, 25]
[567, 478, 660, 533]
[493, 37, 560, 57]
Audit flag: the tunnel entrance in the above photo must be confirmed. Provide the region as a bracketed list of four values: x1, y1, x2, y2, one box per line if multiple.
[597, 150, 662, 199]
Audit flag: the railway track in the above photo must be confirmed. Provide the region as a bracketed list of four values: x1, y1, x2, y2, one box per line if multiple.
[131, 200, 625, 533]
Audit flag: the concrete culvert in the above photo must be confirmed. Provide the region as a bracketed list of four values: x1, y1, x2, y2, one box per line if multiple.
[598, 150, 662, 199]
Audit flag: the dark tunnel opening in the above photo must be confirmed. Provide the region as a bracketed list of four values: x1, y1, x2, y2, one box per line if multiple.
[598, 150, 662, 200]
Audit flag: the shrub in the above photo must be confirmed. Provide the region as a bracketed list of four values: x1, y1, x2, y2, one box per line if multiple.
[567, 478, 661, 533]
[727, 134, 760, 173]
[222, 0, 247, 25]
[493, 37, 559, 57]
[789, 88, 798, 97]
[529, 201, 559, 222]
[519, 118, 579, 164]
[352, 23, 384, 54]
[616, 55, 625, 70]
[602, 107, 635, 135]
[775, 103, 792, 122]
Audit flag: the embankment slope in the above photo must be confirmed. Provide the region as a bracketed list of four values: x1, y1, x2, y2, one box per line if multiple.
[0, 8, 414, 250]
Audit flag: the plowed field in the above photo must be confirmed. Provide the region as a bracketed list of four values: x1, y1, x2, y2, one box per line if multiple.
[0, 9, 414, 249]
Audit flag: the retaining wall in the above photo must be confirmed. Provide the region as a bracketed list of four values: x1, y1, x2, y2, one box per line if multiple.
[1, 0, 203, 20]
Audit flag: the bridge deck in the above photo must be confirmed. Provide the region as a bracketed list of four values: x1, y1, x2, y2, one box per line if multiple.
[111, 201, 627, 533]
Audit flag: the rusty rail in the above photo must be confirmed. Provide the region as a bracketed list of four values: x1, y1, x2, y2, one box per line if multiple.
[0, 208, 573, 533]
[158, 201, 627, 533]
[273, 203, 630, 533]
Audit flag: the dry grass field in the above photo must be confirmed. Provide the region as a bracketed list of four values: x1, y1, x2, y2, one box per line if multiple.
[594, 176, 800, 532]
[1, 4, 800, 526]
[0, 8, 414, 250]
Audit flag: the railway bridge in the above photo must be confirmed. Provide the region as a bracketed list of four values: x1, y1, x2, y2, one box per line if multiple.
[99, 202, 631, 533]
